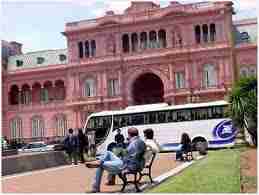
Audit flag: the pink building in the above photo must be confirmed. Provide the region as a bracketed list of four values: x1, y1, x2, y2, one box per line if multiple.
[2, 1, 257, 143]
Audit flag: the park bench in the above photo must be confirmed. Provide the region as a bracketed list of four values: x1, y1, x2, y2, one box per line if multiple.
[117, 152, 156, 192]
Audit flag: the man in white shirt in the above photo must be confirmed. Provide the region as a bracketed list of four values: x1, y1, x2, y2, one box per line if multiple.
[143, 128, 160, 162]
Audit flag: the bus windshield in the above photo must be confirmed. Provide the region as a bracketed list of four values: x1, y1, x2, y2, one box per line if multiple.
[86, 115, 112, 145]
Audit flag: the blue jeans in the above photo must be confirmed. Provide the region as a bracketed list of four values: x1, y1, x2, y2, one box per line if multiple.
[175, 144, 183, 160]
[92, 151, 124, 191]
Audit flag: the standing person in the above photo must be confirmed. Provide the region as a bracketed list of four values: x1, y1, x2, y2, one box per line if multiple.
[78, 128, 87, 163]
[86, 127, 146, 193]
[64, 128, 79, 165]
[84, 130, 89, 159]
[115, 129, 125, 147]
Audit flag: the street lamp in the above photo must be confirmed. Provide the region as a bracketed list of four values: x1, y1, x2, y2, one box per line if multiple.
[188, 88, 200, 103]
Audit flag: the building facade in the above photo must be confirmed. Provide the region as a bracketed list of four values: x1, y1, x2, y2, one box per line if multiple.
[2, 1, 257, 143]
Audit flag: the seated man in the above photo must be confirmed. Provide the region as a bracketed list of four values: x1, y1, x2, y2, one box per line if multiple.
[143, 128, 161, 162]
[106, 128, 160, 185]
[86, 127, 146, 193]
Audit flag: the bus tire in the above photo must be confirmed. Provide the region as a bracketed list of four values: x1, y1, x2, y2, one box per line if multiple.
[192, 138, 208, 155]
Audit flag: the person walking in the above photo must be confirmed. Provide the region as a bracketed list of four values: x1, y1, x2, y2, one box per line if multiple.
[64, 128, 79, 165]
[78, 128, 88, 163]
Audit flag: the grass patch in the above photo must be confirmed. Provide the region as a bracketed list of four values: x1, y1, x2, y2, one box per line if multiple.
[148, 149, 241, 193]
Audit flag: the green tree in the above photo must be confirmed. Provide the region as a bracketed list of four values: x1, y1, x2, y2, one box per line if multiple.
[229, 76, 257, 146]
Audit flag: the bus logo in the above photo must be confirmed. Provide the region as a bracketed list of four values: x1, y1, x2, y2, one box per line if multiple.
[213, 120, 236, 139]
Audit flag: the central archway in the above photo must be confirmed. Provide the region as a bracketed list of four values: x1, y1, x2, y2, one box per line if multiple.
[132, 73, 164, 105]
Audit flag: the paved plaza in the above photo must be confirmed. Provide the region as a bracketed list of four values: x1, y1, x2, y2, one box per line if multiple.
[2, 153, 183, 193]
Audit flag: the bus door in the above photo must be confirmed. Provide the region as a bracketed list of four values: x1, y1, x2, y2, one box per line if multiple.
[87, 130, 96, 157]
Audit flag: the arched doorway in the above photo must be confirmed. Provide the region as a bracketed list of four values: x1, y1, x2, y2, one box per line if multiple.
[132, 73, 164, 105]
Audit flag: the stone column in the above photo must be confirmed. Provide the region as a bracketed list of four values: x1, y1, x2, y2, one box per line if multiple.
[147, 31, 150, 49]
[128, 34, 132, 53]
[166, 29, 172, 48]
[18, 88, 22, 105]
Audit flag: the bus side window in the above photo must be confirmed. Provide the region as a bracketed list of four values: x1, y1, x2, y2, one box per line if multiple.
[144, 113, 149, 124]
[113, 116, 119, 130]
[149, 112, 157, 124]
[132, 114, 144, 126]
[184, 110, 192, 121]
[193, 109, 201, 120]
[215, 106, 223, 118]
[158, 112, 166, 123]
[176, 111, 182, 122]
[172, 111, 177, 122]
[201, 108, 208, 120]
[208, 108, 213, 119]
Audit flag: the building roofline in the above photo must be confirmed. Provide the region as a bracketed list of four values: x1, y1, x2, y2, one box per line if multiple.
[9, 48, 67, 58]
[233, 18, 257, 25]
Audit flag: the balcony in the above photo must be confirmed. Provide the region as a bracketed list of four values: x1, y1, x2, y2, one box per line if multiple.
[76, 41, 229, 66]
[165, 85, 227, 98]
[7, 100, 66, 112]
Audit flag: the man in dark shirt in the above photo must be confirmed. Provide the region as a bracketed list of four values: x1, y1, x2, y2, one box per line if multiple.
[64, 128, 79, 165]
[114, 129, 125, 147]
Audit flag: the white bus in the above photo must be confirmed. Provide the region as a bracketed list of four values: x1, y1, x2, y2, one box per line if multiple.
[83, 100, 237, 154]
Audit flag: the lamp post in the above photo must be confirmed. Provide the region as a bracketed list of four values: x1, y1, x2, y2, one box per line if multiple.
[188, 88, 195, 103]
[188, 87, 200, 103]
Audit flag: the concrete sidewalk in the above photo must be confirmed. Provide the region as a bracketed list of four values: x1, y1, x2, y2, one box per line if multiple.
[2, 153, 184, 193]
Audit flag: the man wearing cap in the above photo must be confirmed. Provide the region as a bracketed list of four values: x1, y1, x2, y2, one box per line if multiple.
[86, 127, 146, 193]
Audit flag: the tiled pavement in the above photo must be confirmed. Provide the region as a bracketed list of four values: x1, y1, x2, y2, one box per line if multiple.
[2, 153, 183, 193]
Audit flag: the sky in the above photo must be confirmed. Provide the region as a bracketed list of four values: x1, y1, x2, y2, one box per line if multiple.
[2, 0, 257, 53]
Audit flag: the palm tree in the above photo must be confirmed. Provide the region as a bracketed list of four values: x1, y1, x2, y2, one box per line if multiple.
[229, 76, 257, 146]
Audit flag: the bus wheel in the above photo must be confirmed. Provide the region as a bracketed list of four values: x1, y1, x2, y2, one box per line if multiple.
[192, 138, 208, 155]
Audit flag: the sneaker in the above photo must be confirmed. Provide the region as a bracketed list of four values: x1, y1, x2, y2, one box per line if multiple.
[88, 189, 100, 193]
[105, 181, 115, 186]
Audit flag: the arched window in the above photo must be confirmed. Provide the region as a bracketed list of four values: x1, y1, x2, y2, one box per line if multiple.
[122, 34, 130, 53]
[21, 85, 31, 105]
[31, 116, 44, 138]
[9, 85, 19, 105]
[203, 64, 217, 88]
[202, 24, 208, 43]
[10, 117, 22, 139]
[40, 88, 48, 103]
[54, 114, 67, 137]
[55, 80, 66, 100]
[210, 23, 216, 42]
[195, 25, 201, 43]
[240, 67, 249, 77]
[90, 40, 96, 57]
[78, 42, 84, 58]
[140, 32, 147, 50]
[158, 29, 167, 48]
[83, 78, 96, 97]
[131, 33, 138, 52]
[149, 31, 157, 48]
[85, 41, 90, 58]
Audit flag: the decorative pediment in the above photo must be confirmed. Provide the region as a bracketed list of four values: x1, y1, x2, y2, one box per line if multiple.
[160, 10, 186, 18]
[98, 19, 120, 27]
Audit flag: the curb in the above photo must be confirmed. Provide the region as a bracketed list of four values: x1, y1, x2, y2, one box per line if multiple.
[140, 155, 206, 192]
[122, 155, 206, 193]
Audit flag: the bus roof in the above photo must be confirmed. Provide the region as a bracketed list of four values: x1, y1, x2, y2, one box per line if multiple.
[89, 100, 229, 117]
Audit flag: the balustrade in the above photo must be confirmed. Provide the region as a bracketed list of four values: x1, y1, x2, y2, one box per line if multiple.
[8, 100, 66, 111]
[77, 41, 227, 64]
